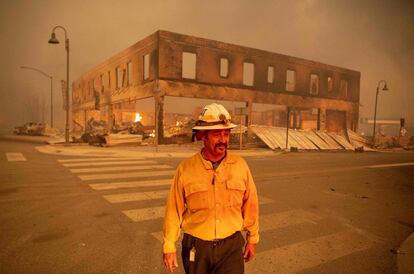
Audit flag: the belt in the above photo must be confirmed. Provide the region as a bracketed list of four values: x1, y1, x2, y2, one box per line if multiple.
[185, 231, 240, 244]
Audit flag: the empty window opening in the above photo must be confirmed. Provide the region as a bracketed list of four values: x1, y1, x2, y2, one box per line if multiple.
[327, 76, 333, 92]
[116, 67, 122, 89]
[220, 58, 229, 78]
[243, 62, 254, 86]
[340, 79, 348, 97]
[310, 74, 319, 95]
[107, 71, 111, 88]
[81, 84, 85, 101]
[122, 69, 126, 87]
[100, 74, 104, 94]
[127, 61, 132, 86]
[182, 52, 197, 79]
[251, 103, 287, 127]
[267, 66, 274, 84]
[286, 70, 296, 91]
[143, 54, 150, 80]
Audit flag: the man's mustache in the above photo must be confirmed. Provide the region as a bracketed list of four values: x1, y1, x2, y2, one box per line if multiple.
[215, 143, 228, 148]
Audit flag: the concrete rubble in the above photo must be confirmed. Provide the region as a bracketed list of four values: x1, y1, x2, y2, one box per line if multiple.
[72, 117, 153, 146]
[13, 122, 60, 137]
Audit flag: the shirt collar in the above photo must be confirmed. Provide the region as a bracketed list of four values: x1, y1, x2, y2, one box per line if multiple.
[197, 150, 236, 170]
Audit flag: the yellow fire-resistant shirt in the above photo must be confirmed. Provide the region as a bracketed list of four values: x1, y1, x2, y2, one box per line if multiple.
[162, 151, 259, 253]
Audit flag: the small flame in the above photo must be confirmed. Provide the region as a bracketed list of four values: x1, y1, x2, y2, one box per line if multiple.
[134, 113, 142, 122]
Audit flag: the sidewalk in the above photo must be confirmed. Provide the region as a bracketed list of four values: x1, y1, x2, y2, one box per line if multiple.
[398, 232, 414, 274]
[0, 133, 281, 158]
[0, 134, 64, 144]
[35, 143, 276, 158]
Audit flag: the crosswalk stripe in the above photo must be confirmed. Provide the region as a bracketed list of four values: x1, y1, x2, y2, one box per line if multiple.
[70, 164, 172, 173]
[57, 157, 144, 163]
[259, 196, 274, 205]
[89, 179, 172, 190]
[151, 231, 164, 242]
[151, 231, 183, 249]
[123, 195, 273, 222]
[367, 162, 414, 168]
[62, 160, 156, 167]
[6, 152, 26, 162]
[105, 191, 271, 204]
[122, 206, 165, 222]
[260, 209, 322, 232]
[151, 209, 321, 243]
[104, 190, 169, 203]
[246, 229, 379, 273]
[78, 170, 175, 181]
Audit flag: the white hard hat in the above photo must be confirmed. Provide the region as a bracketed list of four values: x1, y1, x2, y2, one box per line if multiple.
[192, 103, 237, 130]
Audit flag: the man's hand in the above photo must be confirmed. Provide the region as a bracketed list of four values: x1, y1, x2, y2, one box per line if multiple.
[243, 243, 256, 262]
[163, 252, 178, 273]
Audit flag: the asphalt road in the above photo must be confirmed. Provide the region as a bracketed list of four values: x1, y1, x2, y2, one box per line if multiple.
[0, 140, 413, 274]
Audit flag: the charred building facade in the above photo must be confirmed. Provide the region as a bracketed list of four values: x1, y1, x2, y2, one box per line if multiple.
[72, 30, 360, 144]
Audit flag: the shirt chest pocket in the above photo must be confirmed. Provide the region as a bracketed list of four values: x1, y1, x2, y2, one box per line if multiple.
[226, 179, 246, 207]
[184, 183, 209, 212]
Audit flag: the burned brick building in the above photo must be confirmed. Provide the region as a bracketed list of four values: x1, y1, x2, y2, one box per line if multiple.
[72, 30, 360, 144]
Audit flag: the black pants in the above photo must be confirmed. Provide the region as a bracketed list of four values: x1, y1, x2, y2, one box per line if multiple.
[181, 232, 245, 274]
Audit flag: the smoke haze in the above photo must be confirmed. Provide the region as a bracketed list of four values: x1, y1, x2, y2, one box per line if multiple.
[0, 0, 413, 132]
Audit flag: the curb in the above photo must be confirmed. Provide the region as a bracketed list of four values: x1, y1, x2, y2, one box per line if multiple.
[0, 134, 55, 144]
[398, 232, 414, 274]
[34, 144, 276, 158]
[35, 145, 197, 158]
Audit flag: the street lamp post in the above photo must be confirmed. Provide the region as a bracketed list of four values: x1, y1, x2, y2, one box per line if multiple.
[20, 66, 54, 127]
[48, 25, 70, 144]
[285, 107, 290, 150]
[372, 80, 389, 146]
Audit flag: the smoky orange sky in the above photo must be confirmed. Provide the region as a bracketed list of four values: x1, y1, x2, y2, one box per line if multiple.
[0, 0, 413, 133]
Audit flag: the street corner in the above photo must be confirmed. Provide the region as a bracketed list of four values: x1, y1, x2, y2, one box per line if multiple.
[0, 134, 59, 144]
[34, 144, 118, 157]
[34, 143, 198, 159]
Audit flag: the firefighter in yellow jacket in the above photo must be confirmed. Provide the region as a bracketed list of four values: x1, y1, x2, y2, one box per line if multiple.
[162, 103, 259, 274]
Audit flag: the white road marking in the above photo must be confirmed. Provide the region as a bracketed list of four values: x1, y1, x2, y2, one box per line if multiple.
[70, 164, 172, 173]
[104, 190, 169, 203]
[124, 195, 272, 223]
[57, 157, 144, 163]
[6, 152, 26, 162]
[62, 160, 156, 167]
[151, 231, 183, 249]
[255, 161, 414, 179]
[367, 162, 414, 169]
[246, 229, 379, 273]
[151, 231, 164, 242]
[260, 209, 322, 232]
[151, 209, 321, 243]
[89, 179, 172, 190]
[259, 196, 274, 205]
[105, 190, 270, 204]
[122, 206, 165, 222]
[78, 170, 175, 181]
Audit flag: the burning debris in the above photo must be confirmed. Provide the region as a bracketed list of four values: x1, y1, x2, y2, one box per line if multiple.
[164, 118, 194, 138]
[112, 121, 145, 135]
[73, 115, 153, 146]
[72, 118, 108, 146]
